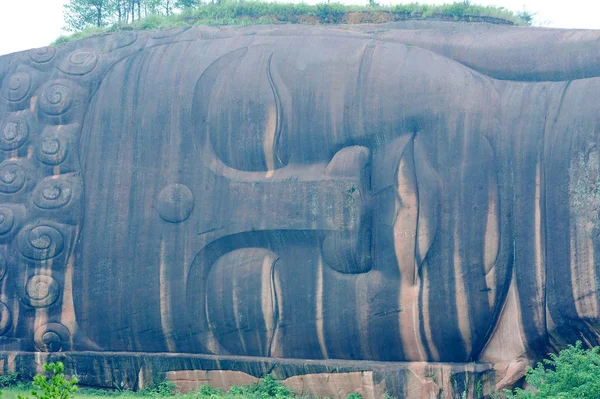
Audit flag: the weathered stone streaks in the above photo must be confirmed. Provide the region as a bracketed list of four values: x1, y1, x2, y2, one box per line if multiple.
[1, 20, 600, 397]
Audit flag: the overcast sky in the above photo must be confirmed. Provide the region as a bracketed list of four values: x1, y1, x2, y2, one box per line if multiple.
[0, 0, 599, 56]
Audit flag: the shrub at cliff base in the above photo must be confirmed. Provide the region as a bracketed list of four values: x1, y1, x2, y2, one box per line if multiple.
[17, 362, 78, 399]
[0, 364, 373, 399]
[506, 341, 600, 398]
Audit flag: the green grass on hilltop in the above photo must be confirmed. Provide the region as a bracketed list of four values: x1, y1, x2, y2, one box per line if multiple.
[52, 1, 530, 45]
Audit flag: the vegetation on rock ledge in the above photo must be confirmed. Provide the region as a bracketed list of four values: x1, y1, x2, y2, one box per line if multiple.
[0, 364, 374, 399]
[5, 344, 600, 399]
[54, 0, 532, 45]
[504, 341, 600, 399]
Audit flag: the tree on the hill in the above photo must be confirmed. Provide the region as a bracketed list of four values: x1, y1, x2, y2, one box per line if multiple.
[175, 0, 198, 9]
[131, 0, 141, 21]
[142, 0, 173, 16]
[64, 0, 112, 31]
[517, 9, 536, 26]
[64, 0, 180, 30]
[112, 0, 131, 23]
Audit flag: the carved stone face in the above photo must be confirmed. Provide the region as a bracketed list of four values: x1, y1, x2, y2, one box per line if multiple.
[2, 24, 598, 368]
[69, 35, 509, 363]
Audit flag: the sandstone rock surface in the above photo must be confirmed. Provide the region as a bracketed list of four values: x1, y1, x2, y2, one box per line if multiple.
[1, 20, 600, 397]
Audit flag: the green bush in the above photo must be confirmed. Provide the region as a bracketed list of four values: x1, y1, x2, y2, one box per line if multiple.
[0, 372, 21, 388]
[0, 371, 31, 391]
[225, 374, 294, 398]
[315, 3, 346, 24]
[17, 362, 77, 399]
[196, 385, 225, 396]
[516, 10, 535, 25]
[138, 381, 176, 397]
[506, 341, 600, 398]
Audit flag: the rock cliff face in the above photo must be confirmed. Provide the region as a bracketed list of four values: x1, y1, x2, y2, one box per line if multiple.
[1, 21, 600, 397]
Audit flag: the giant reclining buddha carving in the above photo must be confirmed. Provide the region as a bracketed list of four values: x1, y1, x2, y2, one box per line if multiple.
[1, 20, 600, 397]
